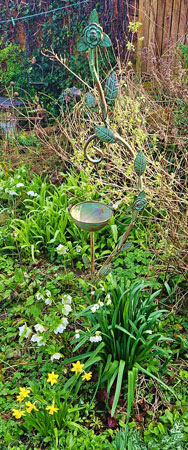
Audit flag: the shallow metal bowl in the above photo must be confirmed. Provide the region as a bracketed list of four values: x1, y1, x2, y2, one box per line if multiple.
[69, 201, 113, 232]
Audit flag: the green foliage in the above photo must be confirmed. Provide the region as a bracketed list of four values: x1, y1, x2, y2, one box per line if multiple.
[95, 126, 116, 143]
[134, 151, 146, 176]
[104, 72, 119, 105]
[178, 43, 188, 69]
[0, 42, 24, 87]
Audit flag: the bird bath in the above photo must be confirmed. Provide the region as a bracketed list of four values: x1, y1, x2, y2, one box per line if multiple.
[70, 201, 113, 277]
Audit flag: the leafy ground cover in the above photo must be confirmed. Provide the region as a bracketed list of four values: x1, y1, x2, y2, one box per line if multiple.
[0, 162, 187, 449]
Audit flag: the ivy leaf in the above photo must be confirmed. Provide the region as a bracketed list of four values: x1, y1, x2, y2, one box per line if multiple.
[95, 126, 116, 144]
[89, 9, 99, 24]
[99, 264, 112, 279]
[104, 72, 118, 105]
[77, 38, 88, 52]
[86, 93, 97, 108]
[100, 33, 112, 48]
[132, 191, 147, 211]
[134, 151, 146, 176]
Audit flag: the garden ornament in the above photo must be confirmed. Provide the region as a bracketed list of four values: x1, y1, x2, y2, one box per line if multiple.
[70, 9, 147, 280]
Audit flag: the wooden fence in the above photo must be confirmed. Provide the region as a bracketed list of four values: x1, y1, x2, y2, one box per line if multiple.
[136, 0, 188, 72]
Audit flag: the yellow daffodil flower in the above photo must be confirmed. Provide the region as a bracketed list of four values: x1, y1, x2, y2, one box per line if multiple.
[18, 387, 31, 399]
[25, 401, 38, 413]
[46, 403, 59, 415]
[71, 361, 84, 375]
[12, 409, 26, 419]
[16, 393, 25, 403]
[82, 372, 92, 381]
[47, 372, 59, 386]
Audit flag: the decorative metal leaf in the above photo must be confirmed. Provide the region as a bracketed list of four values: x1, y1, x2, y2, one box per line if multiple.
[89, 9, 99, 24]
[86, 93, 97, 108]
[100, 33, 112, 48]
[104, 72, 118, 105]
[121, 241, 132, 252]
[134, 151, 146, 176]
[99, 264, 112, 279]
[82, 255, 90, 267]
[77, 38, 89, 52]
[133, 191, 147, 211]
[95, 126, 116, 144]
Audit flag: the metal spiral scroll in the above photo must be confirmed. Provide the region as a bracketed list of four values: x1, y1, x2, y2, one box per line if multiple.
[84, 134, 103, 164]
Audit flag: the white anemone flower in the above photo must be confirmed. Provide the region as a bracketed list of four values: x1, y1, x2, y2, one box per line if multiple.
[31, 334, 45, 346]
[18, 324, 32, 338]
[76, 246, 82, 253]
[54, 318, 68, 334]
[62, 294, 72, 305]
[6, 190, 17, 196]
[34, 324, 45, 333]
[36, 292, 44, 301]
[16, 183, 24, 188]
[56, 244, 68, 255]
[45, 297, 52, 305]
[62, 304, 72, 316]
[74, 333, 80, 339]
[27, 191, 38, 197]
[51, 353, 62, 362]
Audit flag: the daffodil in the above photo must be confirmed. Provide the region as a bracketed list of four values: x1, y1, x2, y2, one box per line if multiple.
[71, 361, 84, 375]
[25, 401, 38, 413]
[46, 403, 59, 415]
[12, 409, 26, 419]
[18, 387, 31, 399]
[82, 372, 92, 381]
[47, 372, 59, 386]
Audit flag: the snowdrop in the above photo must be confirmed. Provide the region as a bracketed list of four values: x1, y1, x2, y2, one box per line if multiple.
[91, 304, 100, 313]
[27, 191, 38, 197]
[34, 324, 45, 333]
[54, 318, 68, 334]
[16, 183, 24, 188]
[51, 353, 62, 362]
[18, 324, 32, 339]
[90, 334, 102, 343]
[98, 300, 104, 307]
[74, 330, 80, 339]
[31, 334, 45, 346]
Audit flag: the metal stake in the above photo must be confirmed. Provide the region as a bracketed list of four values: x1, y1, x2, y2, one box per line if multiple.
[90, 232, 95, 279]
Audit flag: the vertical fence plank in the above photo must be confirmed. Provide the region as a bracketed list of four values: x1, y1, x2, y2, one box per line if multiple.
[155, 0, 166, 57]
[147, 0, 158, 71]
[178, 0, 188, 43]
[170, 0, 181, 46]
[162, 0, 174, 54]
[136, 0, 151, 72]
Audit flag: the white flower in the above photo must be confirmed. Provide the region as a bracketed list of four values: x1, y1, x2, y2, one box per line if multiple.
[27, 191, 38, 197]
[145, 330, 152, 334]
[18, 324, 32, 338]
[56, 244, 68, 255]
[106, 294, 111, 299]
[62, 304, 72, 316]
[91, 291, 95, 295]
[34, 323, 45, 333]
[91, 304, 100, 313]
[31, 334, 45, 346]
[106, 298, 111, 305]
[74, 333, 80, 339]
[46, 290, 51, 297]
[98, 301, 104, 307]
[36, 292, 44, 300]
[62, 294, 72, 305]
[51, 353, 62, 361]
[54, 318, 68, 334]
[6, 190, 17, 196]
[45, 297, 52, 305]
[16, 183, 24, 188]
[76, 246, 82, 253]
[90, 335, 102, 343]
